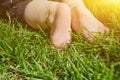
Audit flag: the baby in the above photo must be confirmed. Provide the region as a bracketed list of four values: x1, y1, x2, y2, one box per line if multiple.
[0, 0, 109, 49]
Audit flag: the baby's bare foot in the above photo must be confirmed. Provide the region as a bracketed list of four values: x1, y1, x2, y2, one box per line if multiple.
[51, 28, 72, 49]
[72, 7, 109, 42]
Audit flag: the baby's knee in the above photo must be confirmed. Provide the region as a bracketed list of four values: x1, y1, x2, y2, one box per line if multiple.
[57, 3, 71, 13]
[49, 2, 71, 24]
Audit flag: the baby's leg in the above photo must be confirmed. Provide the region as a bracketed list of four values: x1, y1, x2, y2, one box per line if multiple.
[62, 0, 109, 42]
[24, 0, 71, 49]
[50, 3, 71, 49]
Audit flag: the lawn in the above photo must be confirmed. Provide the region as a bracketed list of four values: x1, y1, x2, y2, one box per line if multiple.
[0, 0, 120, 80]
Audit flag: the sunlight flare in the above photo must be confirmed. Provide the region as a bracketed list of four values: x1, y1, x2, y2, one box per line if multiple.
[101, 0, 120, 4]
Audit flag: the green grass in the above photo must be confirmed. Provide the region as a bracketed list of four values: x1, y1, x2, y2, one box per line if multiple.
[0, 0, 120, 80]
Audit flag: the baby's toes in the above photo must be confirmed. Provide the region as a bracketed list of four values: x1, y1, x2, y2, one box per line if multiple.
[81, 29, 94, 43]
[51, 34, 72, 49]
[100, 26, 109, 33]
[104, 26, 109, 33]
